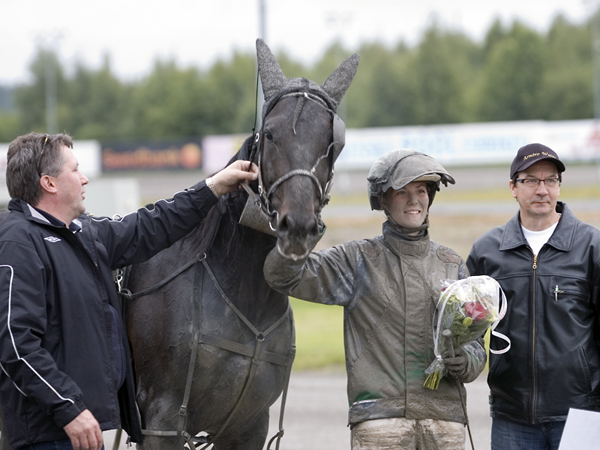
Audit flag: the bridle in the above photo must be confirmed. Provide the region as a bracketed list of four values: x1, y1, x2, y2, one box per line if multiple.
[246, 90, 346, 232]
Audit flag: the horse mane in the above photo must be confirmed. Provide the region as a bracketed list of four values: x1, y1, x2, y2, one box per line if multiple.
[191, 135, 263, 262]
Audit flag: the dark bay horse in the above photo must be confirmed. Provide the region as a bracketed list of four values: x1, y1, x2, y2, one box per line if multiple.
[124, 39, 359, 450]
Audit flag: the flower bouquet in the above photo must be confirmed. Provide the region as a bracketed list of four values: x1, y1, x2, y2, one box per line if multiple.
[423, 275, 508, 389]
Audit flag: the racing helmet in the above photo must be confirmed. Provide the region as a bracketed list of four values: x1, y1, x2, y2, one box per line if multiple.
[367, 149, 455, 210]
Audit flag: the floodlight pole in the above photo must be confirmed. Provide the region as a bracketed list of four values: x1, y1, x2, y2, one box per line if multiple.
[594, 13, 600, 118]
[256, 0, 267, 128]
[45, 53, 58, 134]
[325, 11, 352, 122]
[37, 33, 62, 134]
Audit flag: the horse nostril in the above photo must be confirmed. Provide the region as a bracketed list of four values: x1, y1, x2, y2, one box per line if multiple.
[278, 213, 318, 237]
[310, 218, 319, 236]
[278, 214, 291, 234]
[298, 215, 317, 237]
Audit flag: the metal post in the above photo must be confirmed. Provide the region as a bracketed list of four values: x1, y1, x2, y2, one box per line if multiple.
[325, 11, 352, 122]
[593, 7, 600, 119]
[38, 33, 62, 134]
[256, 0, 267, 128]
[44, 51, 58, 134]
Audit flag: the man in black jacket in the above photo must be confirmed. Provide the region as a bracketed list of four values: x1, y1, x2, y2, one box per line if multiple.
[467, 143, 600, 450]
[0, 132, 257, 450]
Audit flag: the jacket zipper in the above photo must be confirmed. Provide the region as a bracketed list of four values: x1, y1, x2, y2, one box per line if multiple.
[531, 253, 537, 424]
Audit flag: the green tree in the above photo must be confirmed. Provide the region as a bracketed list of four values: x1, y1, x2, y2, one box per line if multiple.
[8, 15, 600, 140]
[14, 48, 68, 133]
[540, 15, 593, 119]
[0, 112, 19, 142]
[412, 24, 473, 124]
[477, 21, 547, 121]
[64, 54, 133, 140]
[128, 59, 207, 139]
[482, 18, 507, 61]
[347, 41, 417, 127]
[203, 51, 258, 134]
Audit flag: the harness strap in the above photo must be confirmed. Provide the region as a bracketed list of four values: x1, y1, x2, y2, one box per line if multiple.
[201, 258, 294, 447]
[267, 315, 296, 450]
[178, 331, 200, 434]
[132, 255, 295, 450]
[209, 332, 264, 444]
[119, 253, 206, 300]
[141, 315, 205, 449]
[200, 333, 291, 367]
[202, 259, 290, 338]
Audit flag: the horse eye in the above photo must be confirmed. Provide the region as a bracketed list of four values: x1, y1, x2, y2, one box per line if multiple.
[264, 131, 273, 141]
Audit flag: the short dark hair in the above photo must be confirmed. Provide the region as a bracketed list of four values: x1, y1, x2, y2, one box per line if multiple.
[6, 133, 73, 205]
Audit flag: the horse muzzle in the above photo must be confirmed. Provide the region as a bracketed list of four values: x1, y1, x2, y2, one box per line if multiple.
[274, 210, 324, 261]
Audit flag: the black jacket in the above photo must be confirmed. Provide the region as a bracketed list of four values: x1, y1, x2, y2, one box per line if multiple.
[467, 202, 600, 424]
[0, 182, 217, 449]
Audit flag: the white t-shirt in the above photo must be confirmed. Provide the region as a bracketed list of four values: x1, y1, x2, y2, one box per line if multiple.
[522, 222, 559, 256]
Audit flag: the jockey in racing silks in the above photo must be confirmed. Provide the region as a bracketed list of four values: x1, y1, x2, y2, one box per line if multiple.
[264, 149, 486, 450]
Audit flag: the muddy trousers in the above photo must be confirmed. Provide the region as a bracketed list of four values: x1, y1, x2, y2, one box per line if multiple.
[351, 417, 465, 450]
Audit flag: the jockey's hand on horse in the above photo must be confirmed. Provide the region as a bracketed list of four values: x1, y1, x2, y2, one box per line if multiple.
[64, 409, 103, 450]
[208, 160, 259, 197]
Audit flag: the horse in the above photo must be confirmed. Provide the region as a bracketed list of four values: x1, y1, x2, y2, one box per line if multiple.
[123, 39, 359, 450]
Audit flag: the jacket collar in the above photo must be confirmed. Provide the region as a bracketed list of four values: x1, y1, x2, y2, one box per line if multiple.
[500, 201, 575, 252]
[382, 220, 430, 257]
[9, 198, 82, 233]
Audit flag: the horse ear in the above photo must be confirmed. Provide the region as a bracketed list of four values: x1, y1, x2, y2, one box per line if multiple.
[256, 39, 288, 102]
[321, 53, 360, 110]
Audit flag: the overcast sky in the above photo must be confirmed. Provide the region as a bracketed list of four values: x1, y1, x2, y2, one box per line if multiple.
[0, 0, 595, 85]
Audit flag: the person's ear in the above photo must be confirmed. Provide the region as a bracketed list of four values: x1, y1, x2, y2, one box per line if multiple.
[40, 175, 58, 194]
[509, 180, 517, 199]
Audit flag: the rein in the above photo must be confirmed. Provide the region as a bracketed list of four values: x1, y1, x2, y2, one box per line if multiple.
[117, 255, 295, 450]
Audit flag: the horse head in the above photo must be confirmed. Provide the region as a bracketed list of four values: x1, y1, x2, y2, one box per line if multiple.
[252, 39, 359, 260]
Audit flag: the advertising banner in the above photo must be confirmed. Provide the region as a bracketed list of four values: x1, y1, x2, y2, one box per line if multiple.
[101, 138, 203, 171]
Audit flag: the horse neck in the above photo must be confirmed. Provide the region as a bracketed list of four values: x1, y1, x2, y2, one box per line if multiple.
[202, 198, 288, 324]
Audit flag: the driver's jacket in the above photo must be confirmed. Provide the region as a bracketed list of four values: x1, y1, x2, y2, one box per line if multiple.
[0, 182, 217, 449]
[264, 221, 486, 426]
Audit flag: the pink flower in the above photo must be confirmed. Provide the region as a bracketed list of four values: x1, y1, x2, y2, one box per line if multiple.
[464, 301, 487, 322]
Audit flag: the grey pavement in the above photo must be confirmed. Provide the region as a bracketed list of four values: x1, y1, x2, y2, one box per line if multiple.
[265, 371, 491, 450]
[104, 371, 491, 450]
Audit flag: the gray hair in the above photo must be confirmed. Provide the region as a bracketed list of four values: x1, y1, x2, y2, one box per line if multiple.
[7, 132, 72, 205]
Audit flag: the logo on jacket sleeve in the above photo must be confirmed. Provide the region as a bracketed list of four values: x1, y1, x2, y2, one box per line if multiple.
[44, 236, 61, 243]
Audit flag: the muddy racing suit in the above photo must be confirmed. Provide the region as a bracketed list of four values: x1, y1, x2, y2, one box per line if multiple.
[265, 220, 486, 449]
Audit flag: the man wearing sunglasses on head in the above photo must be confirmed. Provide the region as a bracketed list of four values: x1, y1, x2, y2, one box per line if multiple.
[0, 132, 258, 450]
[467, 143, 600, 450]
